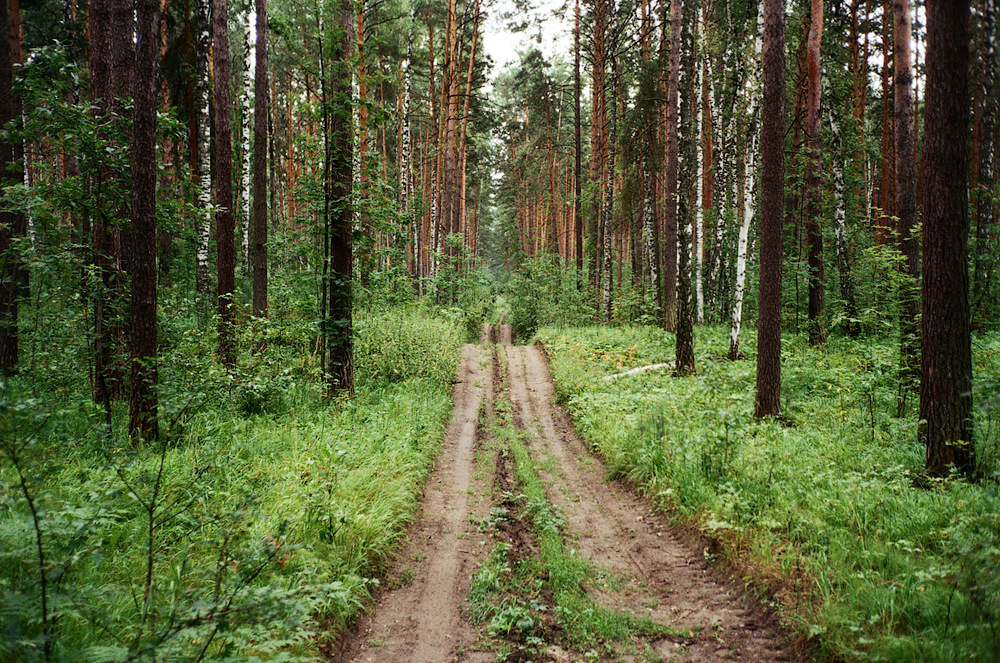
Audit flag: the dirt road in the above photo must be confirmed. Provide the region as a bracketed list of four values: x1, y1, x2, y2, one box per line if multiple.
[335, 326, 799, 663]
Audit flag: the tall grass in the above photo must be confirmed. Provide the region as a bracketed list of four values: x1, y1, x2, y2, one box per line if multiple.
[538, 324, 1000, 662]
[0, 306, 462, 662]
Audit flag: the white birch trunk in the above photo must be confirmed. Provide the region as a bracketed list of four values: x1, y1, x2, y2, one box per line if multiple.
[729, 3, 763, 359]
[695, 26, 705, 326]
[195, 0, 213, 295]
[240, 4, 253, 271]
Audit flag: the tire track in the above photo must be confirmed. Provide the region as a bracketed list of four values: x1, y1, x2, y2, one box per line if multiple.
[334, 336, 494, 663]
[501, 332, 799, 662]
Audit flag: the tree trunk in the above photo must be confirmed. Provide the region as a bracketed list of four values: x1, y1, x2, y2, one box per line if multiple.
[590, 0, 607, 294]
[755, 0, 785, 419]
[327, 0, 354, 396]
[973, 0, 997, 328]
[128, 0, 161, 442]
[805, 0, 826, 345]
[662, 0, 683, 332]
[825, 76, 860, 338]
[194, 0, 212, 296]
[574, 0, 584, 282]
[894, 0, 919, 409]
[0, 0, 26, 375]
[240, 4, 253, 272]
[729, 3, 763, 361]
[214, 0, 236, 369]
[251, 0, 268, 328]
[921, 0, 973, 478]
[675, 0, 697, 375]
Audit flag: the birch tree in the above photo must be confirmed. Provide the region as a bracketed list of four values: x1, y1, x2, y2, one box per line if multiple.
[240, 2, 253, 270]
[195, 0, 212, 296]
[729, 3, 763, 361]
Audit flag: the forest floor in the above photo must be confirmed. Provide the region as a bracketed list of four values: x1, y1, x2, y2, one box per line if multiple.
[333, 325, 801, 663]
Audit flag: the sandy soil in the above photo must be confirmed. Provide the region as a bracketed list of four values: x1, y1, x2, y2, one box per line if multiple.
[333, 338, 494, 663]
[334, 325, 801, 663]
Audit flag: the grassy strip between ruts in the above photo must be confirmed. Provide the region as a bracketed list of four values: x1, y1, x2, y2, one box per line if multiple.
[0, 306, 462, 662]
[536, 323, 1000, 663]
[468, 343, 686, 662]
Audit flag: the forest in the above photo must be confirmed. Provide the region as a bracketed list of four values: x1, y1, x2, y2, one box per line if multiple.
[1, 0, 999, 660]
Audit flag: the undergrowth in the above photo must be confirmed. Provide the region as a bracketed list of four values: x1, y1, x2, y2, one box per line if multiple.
[537, 323, 1000, 662]
[0, 305, 462, 662]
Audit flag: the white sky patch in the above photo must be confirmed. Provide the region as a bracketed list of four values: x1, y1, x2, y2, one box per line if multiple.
[482, 0, 574, 76]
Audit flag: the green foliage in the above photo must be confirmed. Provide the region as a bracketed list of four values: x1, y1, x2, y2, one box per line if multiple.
[0, 305, 462, 662]
[539, 323, 1000, 662]
[502, 254, 594, 341]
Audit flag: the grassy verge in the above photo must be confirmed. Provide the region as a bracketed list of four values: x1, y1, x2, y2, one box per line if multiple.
[0, 306, 462, 662]
[536, 323, 1000, 662]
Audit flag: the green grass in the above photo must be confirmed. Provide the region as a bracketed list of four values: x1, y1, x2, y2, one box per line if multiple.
[0, 305, 463, 662]
[537, 323, 1000, 662]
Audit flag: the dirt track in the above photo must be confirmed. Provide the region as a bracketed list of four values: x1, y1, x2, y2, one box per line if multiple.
[334, 325, 800, 663]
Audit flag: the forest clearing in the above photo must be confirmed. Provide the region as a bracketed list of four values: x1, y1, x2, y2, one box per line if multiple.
[1, 0, 999, 661]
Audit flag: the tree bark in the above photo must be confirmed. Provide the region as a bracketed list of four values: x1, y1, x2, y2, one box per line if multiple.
[921, 0, 973, 477]
[0, 0, 26, 375]
[825, 76, 860, 338]
[194, 0, 212, 296]
[327, 0, 354, 396]
[729, 3, 763, 361]
[973, 0, 997, 328]
[128, 0, 161, 442]
[805, 0, 826, 345]
[894, 0, 919, 407]
[755, 0, 785, 419]
[214, 0, 236, 369]
[251, 0, 268, 327]
[240, 4, 253, 271]
[675, 0, 697, 375]
[662, 0, 683, 332]
[574, 0, 584, 282]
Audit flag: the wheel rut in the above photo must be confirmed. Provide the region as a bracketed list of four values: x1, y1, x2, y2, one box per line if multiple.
[335, 324, 800, 663]
[334, 335, 494, 663]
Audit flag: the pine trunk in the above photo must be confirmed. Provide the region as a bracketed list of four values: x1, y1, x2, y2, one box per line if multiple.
[128, 0, 161, 441]
[661, 0, 683, 332]
[214, 0, 236, 369]
[805, 0, 826, 346]
[0, 0, 25, 375]
[327, 0, 355, 396]
[894, 0, 919, 406]
[755, 0, 785, 419]
[921, 0, 973, 477]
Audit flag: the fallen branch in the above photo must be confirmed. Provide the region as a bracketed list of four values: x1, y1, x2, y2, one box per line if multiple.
[602, 363, 674, 381]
